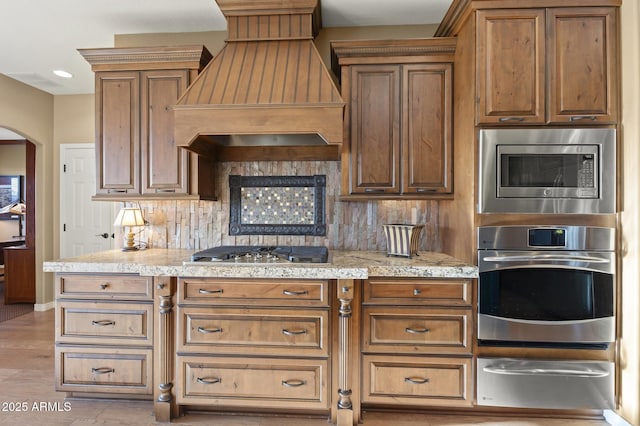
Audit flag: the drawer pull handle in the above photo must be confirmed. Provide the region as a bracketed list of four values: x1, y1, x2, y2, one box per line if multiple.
[100, 283, 109, 290]
[413, 288, 421, 296]
[92, 320, 115, 326]
[197, 377, 221, 385]
[283, 289, 309, 296]
[498, 117, 525, 122]
[404, 376, 429, 385]
[570, 115, 597, 121]
[282, 379, 306, 387]
[91, 367, 115, 375]
[197, 326, 222, 334]
[198, 288, 223, 294]
[405, 327, 430, 334]
[282, 329, 307, 336]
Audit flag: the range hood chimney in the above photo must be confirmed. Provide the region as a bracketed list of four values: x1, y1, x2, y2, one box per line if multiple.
[173, 0, 345, 160]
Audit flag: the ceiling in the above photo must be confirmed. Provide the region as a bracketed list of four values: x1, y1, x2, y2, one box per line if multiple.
[0, 0, 451, 140]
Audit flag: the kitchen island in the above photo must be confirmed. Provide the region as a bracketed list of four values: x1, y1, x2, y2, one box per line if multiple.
[44, 249, 477, 425]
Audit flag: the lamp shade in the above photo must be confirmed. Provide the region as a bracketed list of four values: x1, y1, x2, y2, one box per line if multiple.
[113, 207, 145, 227]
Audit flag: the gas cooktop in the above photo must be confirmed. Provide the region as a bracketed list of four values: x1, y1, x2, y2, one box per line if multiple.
[190, 245, 329, 264]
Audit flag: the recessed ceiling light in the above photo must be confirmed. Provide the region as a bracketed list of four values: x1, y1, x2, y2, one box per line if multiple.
[53, 70, 73, 78]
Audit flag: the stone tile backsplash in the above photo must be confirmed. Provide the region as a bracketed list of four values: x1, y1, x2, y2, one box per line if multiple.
[129, 161, 440, 252]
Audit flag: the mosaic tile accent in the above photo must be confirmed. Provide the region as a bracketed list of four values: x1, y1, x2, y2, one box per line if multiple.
[240, 186, 315, 225]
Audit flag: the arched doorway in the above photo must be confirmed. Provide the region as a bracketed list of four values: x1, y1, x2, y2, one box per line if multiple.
[0, 134, 36, 304]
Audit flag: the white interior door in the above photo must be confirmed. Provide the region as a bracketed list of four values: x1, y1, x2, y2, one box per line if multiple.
[60, 144, 115, 258]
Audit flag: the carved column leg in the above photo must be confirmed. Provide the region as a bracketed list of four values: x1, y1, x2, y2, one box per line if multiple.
[154, 276, 176, 421]
[337, 279, 354, 426]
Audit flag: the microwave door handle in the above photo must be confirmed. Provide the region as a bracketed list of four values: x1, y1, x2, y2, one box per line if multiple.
[482, 254, 611, 264]
[483, 366, 610, 378]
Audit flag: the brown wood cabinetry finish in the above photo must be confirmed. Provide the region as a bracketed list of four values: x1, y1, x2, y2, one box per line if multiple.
[175, 277, 333, 415]
[96, 72, 140, 194]
[3, 246, 35, 304]
[476, 9, 546, 124]
[331, 39, 456, 200]
[361, 278, 474, 408]
[402, 64, 453, 194]
[476, 7, 618, 125]
[547, 7, 618, 123]
[141, 70, 189, 195]
[178, 356, 330, 411]
[349, 65, 400, 194]
[54, 273, 154, 397]
[80, 46, 215, 200]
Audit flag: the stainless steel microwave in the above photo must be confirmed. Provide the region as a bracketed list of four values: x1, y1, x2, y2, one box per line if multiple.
[479, 128, 616, 214]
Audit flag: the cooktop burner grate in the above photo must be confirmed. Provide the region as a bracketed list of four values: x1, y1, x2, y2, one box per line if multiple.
[191, 245, 328, 263]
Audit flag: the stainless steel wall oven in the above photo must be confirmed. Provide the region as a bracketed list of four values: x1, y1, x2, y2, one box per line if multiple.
[476, 225, 615, 410]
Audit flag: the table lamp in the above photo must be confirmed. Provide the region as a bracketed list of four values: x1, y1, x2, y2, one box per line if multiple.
[113, 207, 145, 251]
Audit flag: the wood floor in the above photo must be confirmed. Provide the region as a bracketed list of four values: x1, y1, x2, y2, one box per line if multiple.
[0, 310, 613, 425]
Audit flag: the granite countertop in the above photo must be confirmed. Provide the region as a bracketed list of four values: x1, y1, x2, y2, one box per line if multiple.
[43, 248, 478, 279]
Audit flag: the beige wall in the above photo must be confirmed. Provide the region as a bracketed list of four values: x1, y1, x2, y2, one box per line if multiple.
[619, 0, 640, 424]
[0, 74, 55, 307]
[51, 94, 95, 268]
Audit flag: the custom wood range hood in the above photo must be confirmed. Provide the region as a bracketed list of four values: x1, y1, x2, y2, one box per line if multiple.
[173, 0, 345, 161]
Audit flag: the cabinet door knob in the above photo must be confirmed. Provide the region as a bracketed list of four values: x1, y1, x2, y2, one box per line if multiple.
[99, 283, 109, 290]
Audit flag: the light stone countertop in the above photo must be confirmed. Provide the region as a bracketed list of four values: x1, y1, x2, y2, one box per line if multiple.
[43, 248, 477, 279]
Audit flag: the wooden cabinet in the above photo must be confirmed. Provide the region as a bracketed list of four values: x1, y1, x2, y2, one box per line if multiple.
[361, 278, 473, 408]
[331, 39, 455, 199]
[476, 7, 618, 125]
[175, 277, 333, 412]
[3, 246, 35, 304]
[80, 46, 216, 200]
[54, 273, 154, 396]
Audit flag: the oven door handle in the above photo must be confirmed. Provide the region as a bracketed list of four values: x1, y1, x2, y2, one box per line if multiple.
[482, 254, 611, 264]
[483, 366, 610, 378]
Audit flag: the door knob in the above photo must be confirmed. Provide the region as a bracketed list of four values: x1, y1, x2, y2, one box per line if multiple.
[96, 233, 109, 239]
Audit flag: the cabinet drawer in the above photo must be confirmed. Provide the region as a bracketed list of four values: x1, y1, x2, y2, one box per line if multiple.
[178, 278, 329, 307]
[363, 307, 472, 354]
[364, 278, 471, 305]
[178, 307, 328, 357]
[362, 355, 472, 407]
[57, 274, 153, 300]
[56, 301, 152, 346]
[55, 346, 152, 395]
[178, 356, 329, 410]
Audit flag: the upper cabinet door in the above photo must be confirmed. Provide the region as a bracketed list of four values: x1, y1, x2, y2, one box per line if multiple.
[547, 7, 618, 124]
[95, 71, 141, 196]
[402, 63, 453, 195]
[476, 9, 546, 125]
[140, 70, 190, 195]
[349, 65, 401, 195]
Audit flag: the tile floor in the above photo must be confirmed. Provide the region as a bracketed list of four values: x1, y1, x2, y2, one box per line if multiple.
[0, 310, 614, 425]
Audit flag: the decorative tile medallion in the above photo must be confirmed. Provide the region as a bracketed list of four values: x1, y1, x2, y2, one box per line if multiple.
[229, 175, 326, 236]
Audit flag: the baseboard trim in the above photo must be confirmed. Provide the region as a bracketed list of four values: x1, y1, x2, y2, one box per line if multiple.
[34, 301, 54, 312]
